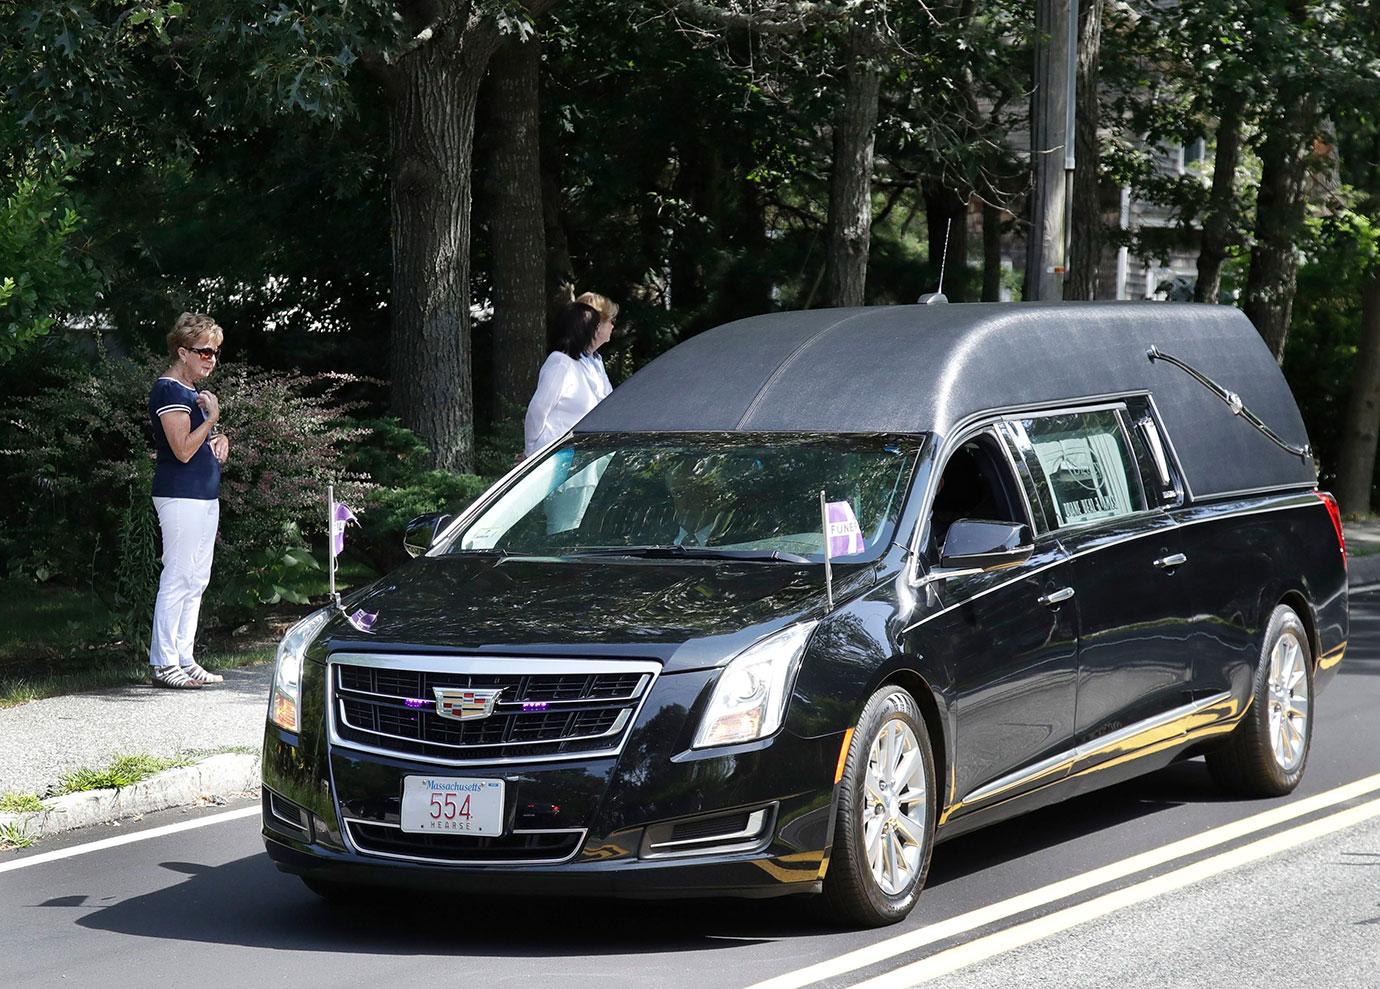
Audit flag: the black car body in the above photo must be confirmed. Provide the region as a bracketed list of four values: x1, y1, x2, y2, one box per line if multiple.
[261, 302, 1347, 925]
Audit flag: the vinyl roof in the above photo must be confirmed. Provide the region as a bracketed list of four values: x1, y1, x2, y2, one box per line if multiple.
[575, 302, 1316, 499]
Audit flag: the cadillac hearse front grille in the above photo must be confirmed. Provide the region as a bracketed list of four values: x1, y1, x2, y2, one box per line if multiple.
[345, 819, 584, 864]
[328, 654, 661, 765]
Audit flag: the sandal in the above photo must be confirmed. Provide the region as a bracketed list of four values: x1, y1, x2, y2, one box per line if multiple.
[152, 665, 203, 690]
[182, 662, 224, 685]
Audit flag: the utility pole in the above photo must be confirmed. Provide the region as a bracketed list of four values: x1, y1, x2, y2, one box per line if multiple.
[1024, 0, 1077, 300]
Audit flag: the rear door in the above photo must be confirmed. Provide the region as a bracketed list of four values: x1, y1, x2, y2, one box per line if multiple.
[1006, 405, 1193, 753]
[904, 427, 1079, 817]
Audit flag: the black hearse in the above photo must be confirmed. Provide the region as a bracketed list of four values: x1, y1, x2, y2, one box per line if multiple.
[261, 302, 1347, 926]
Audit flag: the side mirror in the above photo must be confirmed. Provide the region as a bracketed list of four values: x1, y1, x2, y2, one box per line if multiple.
[403, 513, 454, 558]
[939, 519, 1034, 572]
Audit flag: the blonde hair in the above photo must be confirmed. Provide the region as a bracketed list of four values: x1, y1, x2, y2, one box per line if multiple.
[167, 312, 224, 359]
[576, 292, 619, 322]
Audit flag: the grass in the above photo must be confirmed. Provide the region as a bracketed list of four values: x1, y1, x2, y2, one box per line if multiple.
[0, 824, 35, 850]
[55, 754, 191, 795]
[0, 792, 43, 814]
[0, 580, 300, 707]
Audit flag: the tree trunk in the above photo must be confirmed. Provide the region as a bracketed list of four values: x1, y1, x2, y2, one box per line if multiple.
[1336, 275, 1380, 514]
[387, 30, 498, 472]
[540, 55, 575, 320]
[1194, 94, 1243, 304]
[982, 198, 1003, 301]
[824, 16, 881, 308]
[924, 181, 968, 300]
[480, 32, 547, 418]
[1024, 0, 1072, 300]
[1243, 97, 1315, 361]
[1063, 0, 1105, 301]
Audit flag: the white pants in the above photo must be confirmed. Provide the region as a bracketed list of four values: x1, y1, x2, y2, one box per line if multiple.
[149, 497, 219, 668]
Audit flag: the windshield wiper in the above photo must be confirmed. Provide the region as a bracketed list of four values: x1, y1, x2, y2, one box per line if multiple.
[564, 545, 813, 563]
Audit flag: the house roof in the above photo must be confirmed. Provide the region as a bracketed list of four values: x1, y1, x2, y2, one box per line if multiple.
[575, 302, 1316, 499]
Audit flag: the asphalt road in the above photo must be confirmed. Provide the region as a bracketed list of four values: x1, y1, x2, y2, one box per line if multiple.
[4, 596, 1379, 989]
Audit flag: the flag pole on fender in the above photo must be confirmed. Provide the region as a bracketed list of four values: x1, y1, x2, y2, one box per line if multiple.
[328, 483, 339, 609]
[819, 490, 834, 611]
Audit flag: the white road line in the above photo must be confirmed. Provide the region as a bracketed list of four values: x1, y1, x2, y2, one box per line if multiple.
[0, 805, 260, 875]
[747, 771, 1380, 989]
[857, 795, 1380, 988]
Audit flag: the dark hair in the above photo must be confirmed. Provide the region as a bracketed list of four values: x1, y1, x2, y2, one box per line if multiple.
[551, 302, 601, 359]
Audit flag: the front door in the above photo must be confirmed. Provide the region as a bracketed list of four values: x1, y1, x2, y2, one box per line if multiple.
[904, 429, 1079, 818]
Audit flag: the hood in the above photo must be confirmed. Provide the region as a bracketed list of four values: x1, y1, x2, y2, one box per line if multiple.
[322, 555, 848, 673]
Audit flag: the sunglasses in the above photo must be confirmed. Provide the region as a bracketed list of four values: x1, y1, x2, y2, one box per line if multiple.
[187, 346, 221, 360]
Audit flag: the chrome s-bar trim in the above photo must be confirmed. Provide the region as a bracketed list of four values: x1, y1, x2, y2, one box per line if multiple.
[958, 691, 1236, 808]
[326, 653, 662, 767]
[342, 817, 587, 867]
[646, 809, 771, 851]
[900, 495, 1321, 635]
[336, 704, 633, 751]
[1147, 346, 1314, 463]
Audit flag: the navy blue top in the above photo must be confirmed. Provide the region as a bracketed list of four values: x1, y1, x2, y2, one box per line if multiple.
[148, 377, 220, 500]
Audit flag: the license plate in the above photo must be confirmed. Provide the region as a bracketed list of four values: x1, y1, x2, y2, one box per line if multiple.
[400, 776, 504, 835]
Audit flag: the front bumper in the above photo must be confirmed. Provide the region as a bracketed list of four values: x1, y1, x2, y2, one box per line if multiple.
[261, 665, 843, 898]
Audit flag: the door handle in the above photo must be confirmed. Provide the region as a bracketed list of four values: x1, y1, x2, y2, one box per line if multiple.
[1038, 586, 1075, 606]
[1154, 552, 1188, 570]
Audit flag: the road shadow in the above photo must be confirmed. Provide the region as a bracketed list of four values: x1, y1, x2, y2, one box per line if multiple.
[67, 852, 826, 957]
[926, 758, 1225, 889]
[61, 761, 1241, 957]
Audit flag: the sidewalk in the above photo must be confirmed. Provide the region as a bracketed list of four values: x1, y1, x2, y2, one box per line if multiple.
[0, 664, 271, 797]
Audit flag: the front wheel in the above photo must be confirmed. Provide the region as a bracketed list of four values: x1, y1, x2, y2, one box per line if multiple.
[821, 686, 936, 927]
[1206, 605, 1314, 797]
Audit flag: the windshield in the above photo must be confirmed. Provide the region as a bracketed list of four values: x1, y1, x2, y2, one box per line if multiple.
[443, 433, 921, 563]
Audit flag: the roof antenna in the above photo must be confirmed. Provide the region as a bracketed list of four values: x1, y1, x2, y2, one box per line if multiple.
[918, 216, 951, 305]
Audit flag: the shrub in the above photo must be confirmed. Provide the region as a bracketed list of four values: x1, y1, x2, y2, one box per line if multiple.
[341, 417, 493, 572]
[0, 345, 372, 635]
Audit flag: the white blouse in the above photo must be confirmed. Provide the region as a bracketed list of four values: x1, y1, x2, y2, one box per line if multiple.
[523, 351, 613, 456]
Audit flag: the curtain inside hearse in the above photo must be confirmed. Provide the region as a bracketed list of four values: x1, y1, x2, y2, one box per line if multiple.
[1018, 410, 1146, 527]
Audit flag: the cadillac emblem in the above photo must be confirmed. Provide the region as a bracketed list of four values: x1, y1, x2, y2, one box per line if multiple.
[433, 687, 505, 722]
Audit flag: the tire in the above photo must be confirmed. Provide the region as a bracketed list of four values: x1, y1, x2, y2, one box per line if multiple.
[1206, 605, 1314, 797]
[821, 686, 936, 927]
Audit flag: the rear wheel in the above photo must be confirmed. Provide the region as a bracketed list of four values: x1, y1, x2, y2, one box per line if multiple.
[1206, 605, 1314, 797]
[821, 686, 935, 927]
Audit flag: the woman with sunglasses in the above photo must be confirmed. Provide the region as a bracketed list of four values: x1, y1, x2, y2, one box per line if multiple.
[145, 312, 232, 689]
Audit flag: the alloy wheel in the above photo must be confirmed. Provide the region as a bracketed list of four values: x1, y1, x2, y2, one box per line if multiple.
[1267, 629, 1309, 773]
[862, 717, 929, 896]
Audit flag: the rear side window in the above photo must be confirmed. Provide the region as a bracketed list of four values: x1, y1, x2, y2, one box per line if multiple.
[1009, 410, 1147, 529]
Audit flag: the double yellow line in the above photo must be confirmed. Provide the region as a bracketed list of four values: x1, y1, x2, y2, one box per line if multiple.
[751, 773, 1380, 989]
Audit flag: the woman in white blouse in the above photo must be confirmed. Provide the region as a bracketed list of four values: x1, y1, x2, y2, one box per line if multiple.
[523, 300, 615, 456]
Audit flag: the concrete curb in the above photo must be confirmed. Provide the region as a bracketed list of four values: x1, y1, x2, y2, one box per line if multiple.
[0, 752, 259, 842]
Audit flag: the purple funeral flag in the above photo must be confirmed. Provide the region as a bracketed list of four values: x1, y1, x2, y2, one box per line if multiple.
[347, 609, 377, 633]
[331, 501, 357, 555]
[824, 501, 865, 558]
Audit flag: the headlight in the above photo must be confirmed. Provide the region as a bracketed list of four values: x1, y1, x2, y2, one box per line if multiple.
[268, 607, 333, 732]
[693, 622, 817, 748]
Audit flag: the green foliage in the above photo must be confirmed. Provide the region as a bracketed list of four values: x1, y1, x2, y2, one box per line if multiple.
[0, 824, 36, 848]
[1284, 207, 1380, 490]
[0, 792, 43, 814]
[0, 347, 371, 626]
[113, 472, 161, 661]
[56, 754, 189, 794]
[0, 162, 102, 363]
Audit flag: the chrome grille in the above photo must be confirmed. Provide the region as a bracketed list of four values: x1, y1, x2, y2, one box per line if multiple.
[328, 654, 660, 766]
